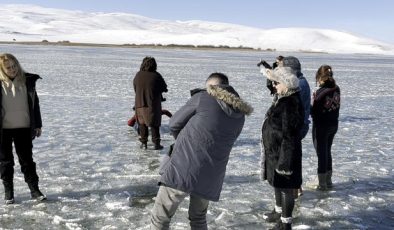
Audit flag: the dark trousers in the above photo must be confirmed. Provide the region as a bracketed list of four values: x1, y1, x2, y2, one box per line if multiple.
[139, 125, 160, 145]
[0, 128, 39, 183]
[274, 188, 295, 218]
[312, 123, 338, 174]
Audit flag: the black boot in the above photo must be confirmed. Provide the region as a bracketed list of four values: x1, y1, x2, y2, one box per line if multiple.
[140, 142, 148, 149]
[3, 181, 14, 204]
[28, 182, 46, 201]
[154, 143, 164, 150]
[270, 221, 292, 230]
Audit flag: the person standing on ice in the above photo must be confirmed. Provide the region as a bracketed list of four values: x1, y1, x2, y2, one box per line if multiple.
[133, 56, 168, 150]
[150, 73, 253, 230]
[0, 53, 46, 204]
[260, 67, 304, 230]
[280, 56, 311, 198]
[311, 65, 340, 190]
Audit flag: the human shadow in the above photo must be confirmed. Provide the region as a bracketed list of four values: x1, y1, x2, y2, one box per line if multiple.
[293, 175, 394, 229]
[340, 116, 376, 122]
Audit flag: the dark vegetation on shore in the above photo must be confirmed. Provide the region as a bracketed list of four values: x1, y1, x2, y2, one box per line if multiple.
[0, 40, 278, 52]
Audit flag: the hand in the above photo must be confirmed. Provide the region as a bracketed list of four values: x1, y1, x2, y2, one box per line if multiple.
[35, 128, 42, 138]
[260, 68, 273, 79]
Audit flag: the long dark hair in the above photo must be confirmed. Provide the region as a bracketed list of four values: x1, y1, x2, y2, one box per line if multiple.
[315, 65, 335, 86]
[139, 56, 157, 72]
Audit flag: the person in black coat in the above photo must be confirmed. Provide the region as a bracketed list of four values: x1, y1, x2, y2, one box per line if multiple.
[311, 65, 340, 190]
[261, 67, 304, 230]
[0, 53, 45, 204]
[133, 57, 168, 150]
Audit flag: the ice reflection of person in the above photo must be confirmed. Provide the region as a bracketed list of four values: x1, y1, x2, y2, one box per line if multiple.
[150, 73, 253, 230]
[0, 53, 46, 204]
[311, 65, 340, 191]
[261, 67, 304, 230]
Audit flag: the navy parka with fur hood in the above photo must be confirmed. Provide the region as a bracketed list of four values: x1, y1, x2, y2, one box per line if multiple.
[159, 85, 253, 201]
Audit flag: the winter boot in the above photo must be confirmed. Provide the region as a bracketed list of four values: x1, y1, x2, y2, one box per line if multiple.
[3, 181, 14, 204]
[28, 182, 46, 201]
[263, 207, 281, 223]
[326, 170, 333, 189]
[140, 142, 148, 150]
[316, 173, 328, 191]
[153, 140, 163, 150]
[270, 220, 292, 230]
[154, 143, 164, 150]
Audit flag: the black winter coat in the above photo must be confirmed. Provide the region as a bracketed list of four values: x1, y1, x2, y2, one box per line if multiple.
[133, 71, 167, 126]
[311, 81, 340, 126]
[261, 92, 304, 189]
[0, 73, 42, 140]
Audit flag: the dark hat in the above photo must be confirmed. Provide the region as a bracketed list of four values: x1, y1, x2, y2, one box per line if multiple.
[282, 56, 301, 73]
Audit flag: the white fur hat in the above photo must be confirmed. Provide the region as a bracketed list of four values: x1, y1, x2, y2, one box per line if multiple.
[266, 67, 299, 89]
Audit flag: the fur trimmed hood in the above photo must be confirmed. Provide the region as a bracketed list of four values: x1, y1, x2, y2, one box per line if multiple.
[207, 85, 253, 116]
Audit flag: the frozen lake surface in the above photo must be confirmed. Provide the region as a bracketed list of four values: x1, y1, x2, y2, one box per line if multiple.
[0, 44, 393, 229]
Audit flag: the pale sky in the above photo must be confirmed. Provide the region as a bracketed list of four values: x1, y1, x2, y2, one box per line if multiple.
[2, 0, 394, 44]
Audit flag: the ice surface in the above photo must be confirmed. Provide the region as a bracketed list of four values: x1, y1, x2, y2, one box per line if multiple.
[0, 44, 393, 229]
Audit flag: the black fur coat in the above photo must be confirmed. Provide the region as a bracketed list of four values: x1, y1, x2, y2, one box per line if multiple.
[261, 92, 304, 189]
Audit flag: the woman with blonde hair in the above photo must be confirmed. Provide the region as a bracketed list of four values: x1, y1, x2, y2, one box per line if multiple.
[0, 53, 45, 204]
[311, 65, 340, 190]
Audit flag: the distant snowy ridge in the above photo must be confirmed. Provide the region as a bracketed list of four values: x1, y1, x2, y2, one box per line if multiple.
[1, 4, 394, 55]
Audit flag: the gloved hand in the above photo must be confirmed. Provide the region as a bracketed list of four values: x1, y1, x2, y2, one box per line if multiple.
[35, 128, 42, 138]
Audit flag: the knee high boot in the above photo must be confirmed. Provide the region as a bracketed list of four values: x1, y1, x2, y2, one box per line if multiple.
[326, 170, 333, 189]
[3, 181, 14, 204]
[316, 173, 328, 191]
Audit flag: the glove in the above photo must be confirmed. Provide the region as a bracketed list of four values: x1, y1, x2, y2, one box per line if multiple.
[35, 128, 42, 138]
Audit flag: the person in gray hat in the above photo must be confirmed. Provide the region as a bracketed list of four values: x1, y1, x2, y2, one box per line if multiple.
[281, 56, 311, 138]
[261, 67, 304, 230]
[281, 56, 311, 198]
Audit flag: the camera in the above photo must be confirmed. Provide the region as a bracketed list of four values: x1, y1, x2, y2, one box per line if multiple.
[257, 59, 272, 69]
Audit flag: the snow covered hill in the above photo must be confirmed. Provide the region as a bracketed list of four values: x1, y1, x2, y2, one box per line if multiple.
[1, 4, 394, 55]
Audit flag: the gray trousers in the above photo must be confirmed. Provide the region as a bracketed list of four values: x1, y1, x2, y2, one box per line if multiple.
[150, 185, 209, 230]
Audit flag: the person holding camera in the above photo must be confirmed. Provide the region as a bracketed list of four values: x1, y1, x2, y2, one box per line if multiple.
[257, 56, 284, 96]
[133, 57, 168, 150]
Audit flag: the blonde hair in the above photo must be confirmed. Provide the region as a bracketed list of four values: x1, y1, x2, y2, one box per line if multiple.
[0, 53, 26, 93]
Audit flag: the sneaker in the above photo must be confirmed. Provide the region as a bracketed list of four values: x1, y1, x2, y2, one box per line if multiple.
[263, 209, 281, 223]
[270, 221, 291, 230]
